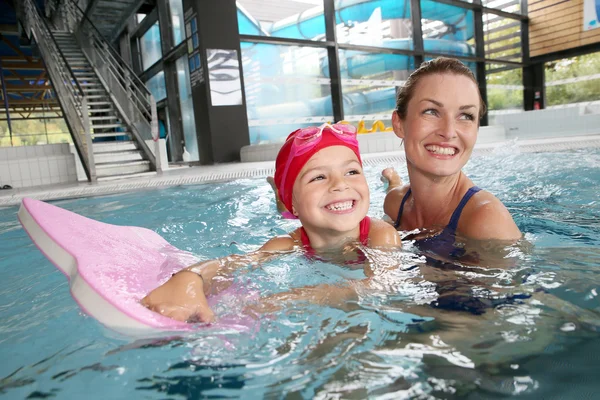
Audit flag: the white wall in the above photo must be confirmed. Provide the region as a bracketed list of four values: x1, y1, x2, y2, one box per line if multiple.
[0, 144, 77, 189]
[492, 107, 600, 140]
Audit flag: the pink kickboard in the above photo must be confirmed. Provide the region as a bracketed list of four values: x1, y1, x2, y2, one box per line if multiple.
[17, 197, 248, 335]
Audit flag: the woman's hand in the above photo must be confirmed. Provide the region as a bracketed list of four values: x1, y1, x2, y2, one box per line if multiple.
[141, 271, 215, 323]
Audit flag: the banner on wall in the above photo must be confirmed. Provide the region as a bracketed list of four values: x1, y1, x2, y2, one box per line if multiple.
[583, 0, 600, 31]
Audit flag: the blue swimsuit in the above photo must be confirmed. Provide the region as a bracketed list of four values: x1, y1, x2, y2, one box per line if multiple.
[394, 186, 482, 259]
[395, 186, 531, 314]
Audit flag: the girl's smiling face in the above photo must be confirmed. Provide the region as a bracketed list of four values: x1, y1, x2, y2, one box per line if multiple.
[393, 73, 481, 178]
[291, 146, 370, 240]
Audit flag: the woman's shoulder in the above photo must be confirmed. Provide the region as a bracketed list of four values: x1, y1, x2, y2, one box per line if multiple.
[368, 217, 402, 248]
[459, 189, 522, 241]
[383, 184, 410, 221]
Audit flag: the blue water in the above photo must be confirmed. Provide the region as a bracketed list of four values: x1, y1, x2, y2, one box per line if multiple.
[1, 147, 599, 399]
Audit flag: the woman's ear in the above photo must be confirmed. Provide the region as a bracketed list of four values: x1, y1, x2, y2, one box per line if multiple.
[392, 110, 405, 140]
[292, 206, 299, 216]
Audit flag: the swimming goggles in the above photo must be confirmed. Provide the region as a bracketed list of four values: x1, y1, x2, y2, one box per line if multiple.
[278, 123, 358, 208]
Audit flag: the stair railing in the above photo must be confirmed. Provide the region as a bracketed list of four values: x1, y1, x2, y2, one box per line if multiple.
[20, 0, 96, 182]
[59, 0, 162, 173]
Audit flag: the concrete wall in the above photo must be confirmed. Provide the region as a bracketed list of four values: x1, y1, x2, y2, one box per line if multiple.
[0, 144, 78, 189]
[493, 107, 600, 140]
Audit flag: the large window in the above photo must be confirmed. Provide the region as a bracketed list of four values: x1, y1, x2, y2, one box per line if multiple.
[140, 22, 162, 70]
[482, 0, 521, 15]
[0, 112, 71, 147]
[237, 0, 326, 41]
[176, 55, 199, 162]
[486, 64, 523, 121]
[241, 42, 332, 144]
[169, 0, 185, 46]
[421, 0, 475, 57]
[545, 53, 600, 107]
[145, 71, 167, 102]
[339, 50, 414, 129]
[484, 13, 521, 62]
[335, 0, 413, 51]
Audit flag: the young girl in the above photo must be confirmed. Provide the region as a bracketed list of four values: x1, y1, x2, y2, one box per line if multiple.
[142, 123, 402, 322]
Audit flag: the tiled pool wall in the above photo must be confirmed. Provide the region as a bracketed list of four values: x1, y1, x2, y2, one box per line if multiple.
[0, 144, 77, 189]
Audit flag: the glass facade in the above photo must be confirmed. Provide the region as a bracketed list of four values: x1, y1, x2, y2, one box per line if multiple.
[241, 42, 332, 144]
[545, 53, 600, 107]
[120, 0, 548, 159]
[482, 0, 521, 15]
[339, 50, 414, 128]
[335, 0, 413, 51]
[484, 12, 521, 62]
[486, 64, 523, 116]
[169, 0, 185, 46]
[237, 0, 326, 41]
[421, 0, 475, 57]
[140, 22, 162, 70]
[176, 55, 199, 162]
[145, 70, 167, 102]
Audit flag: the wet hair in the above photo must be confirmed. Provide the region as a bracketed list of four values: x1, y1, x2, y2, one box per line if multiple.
[395, 57, 487, 122]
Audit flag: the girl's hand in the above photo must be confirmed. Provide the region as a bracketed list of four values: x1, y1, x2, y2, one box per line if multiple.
[141, 271, 215, 323]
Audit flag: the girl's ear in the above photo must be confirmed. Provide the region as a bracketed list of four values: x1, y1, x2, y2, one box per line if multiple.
[392, 110, 406, 140]
[292, 206, 299, 216]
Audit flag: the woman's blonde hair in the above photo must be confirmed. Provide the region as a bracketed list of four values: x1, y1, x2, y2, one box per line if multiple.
[395, 57, 487, 121]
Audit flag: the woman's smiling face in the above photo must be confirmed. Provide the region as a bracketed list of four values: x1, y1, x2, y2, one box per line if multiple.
[393, 73, 481, 178]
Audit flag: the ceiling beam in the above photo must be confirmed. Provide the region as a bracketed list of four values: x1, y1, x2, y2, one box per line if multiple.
[0, 32, 32, 62]
[0, 62, 44, 70]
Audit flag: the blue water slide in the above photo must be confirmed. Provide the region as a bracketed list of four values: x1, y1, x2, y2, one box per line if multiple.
[325, 38, 474, 78]
[237, 5, 268, 36]
[270, 0, 474, 41]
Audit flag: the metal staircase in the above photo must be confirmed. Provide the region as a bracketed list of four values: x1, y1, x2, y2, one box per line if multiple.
[52, 31, 154, 180]
[19, 0, 162, 182]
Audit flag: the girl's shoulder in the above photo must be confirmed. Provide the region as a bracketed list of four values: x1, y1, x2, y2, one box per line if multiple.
[368, 217, 402, 248]
[259, 231, 300, 251]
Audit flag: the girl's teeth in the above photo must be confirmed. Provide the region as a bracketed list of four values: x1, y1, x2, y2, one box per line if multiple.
[326, 201, 353, 211]
[425, 145, 456, 155]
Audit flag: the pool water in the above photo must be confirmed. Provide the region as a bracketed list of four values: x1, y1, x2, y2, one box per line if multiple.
[1, 147, 599, 399]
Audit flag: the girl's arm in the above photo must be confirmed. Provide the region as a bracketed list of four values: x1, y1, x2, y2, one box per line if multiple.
[141, 235, 297, 322]
[248, 225, 403, 315]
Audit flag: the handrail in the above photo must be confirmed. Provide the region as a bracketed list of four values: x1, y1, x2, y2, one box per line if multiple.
[20, 0, 96, 181]
[59, 0, 161, 172]
[35, 0, 85, 97]
[68, 0, 153, 102]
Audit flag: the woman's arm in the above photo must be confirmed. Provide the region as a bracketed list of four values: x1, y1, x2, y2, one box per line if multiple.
[141, 235, 297, 322]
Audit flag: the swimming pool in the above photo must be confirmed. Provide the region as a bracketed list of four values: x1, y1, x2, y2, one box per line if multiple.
[1, 146, 599, 399]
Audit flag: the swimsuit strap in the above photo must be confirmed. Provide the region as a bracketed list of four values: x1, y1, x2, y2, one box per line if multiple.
[359, 216, 371, 245]
[394, 188, 412, 229]
[446, 186, 482, 233]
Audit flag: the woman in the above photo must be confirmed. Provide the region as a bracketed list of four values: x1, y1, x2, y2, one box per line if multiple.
[382, 57, 521, 258]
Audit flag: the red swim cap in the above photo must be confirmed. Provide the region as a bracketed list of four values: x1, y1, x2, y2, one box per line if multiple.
[274, 127, 362, 217]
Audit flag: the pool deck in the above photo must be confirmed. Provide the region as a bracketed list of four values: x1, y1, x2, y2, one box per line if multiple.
[1, 134, 599, 208]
